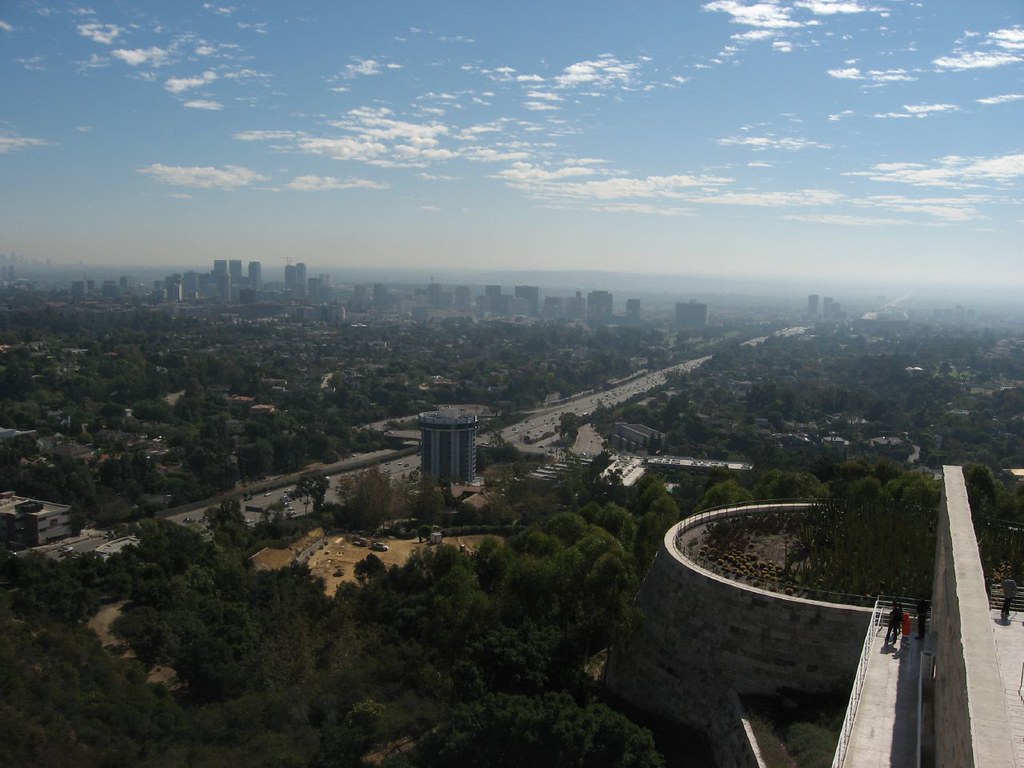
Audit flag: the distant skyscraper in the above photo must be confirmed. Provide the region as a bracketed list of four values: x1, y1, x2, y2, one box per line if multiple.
[284, 264, 297, 289]
[675, 301, 709, 328]
[307, 277, 322, 303]
[514, 285, 540, 316]
[372, 283, 389, 309]
[823, 296, 836, 319]
[419, 409, 478, 484]
[808, 294, 819, 318]
[213, 259, 227, 276]
[295, 262, 308, 297]
[586, 290, 613, 324]
[248, 261, 262, 290]
[228, 259, 242, 287]
[454, 285, 472, 311]
[626, 298, 641, 319]
[426, 281, 442, 308]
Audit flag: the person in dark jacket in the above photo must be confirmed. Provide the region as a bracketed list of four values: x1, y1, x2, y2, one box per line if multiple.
[1002, 577, 1017, 620]
[885, 601, 903, 645]
[916, 599, 929, 639]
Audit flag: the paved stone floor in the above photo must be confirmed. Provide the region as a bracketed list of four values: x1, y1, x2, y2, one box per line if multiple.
[991, 607, 1024, 766]
[843, 624, 922, 768]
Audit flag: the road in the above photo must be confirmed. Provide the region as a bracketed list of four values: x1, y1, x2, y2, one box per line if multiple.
[41, 351, 715, 556]
[494, 355, 711, 455]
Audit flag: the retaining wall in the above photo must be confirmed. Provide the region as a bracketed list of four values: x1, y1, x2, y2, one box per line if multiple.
[606, 505, 872, 732]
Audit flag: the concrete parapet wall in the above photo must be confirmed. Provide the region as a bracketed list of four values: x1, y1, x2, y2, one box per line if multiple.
[606, 504, 871, 731]
[931, 466, 1014, 768]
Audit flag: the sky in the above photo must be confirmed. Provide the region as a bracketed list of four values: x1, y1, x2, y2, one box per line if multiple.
[1, 1, 1022, 288]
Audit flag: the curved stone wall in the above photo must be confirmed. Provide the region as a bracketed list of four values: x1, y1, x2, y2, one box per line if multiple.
[606, 504, 873, 729]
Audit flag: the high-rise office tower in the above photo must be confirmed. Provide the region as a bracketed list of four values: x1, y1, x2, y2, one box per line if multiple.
[213, 259, 227, 276]
[454, 285, 472, 311]
[426, 281, 442, 308]
[626, 298, 641, 320]
[514, 285, 540, 316]
[228, 260, 242, 287]
[586, 290, 613, 324]
[808, 294, 819, 318]
[248, 261, 262, 290]
[823, 296, 836, 319]
[284, 264, 297, 289]
[295, 262, 308, 297]
[419, 409, 478, 484]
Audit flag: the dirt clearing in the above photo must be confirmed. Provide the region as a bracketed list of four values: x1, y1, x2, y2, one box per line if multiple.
[305, 534, 499, 596]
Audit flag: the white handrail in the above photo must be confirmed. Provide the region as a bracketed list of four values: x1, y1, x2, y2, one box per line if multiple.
[831, 598, 885, 768]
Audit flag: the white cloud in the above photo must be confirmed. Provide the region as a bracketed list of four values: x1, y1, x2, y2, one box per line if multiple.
[343, 58, 382, 78]
[695, 189, 843, 207]
[976, 93, 1024, 105]
[524, 101, 560, 111]
[138, 163, 267, 189]
[846, 153, 1024, 188]
[794, 0, 880, 14]
[516, 74, 545, 83]
[718, 135, 830, 150]
[828, 109, 855, 121]
[203, 3, 235, 16]
[773, 41, 793, 52]
[17, 56, 45, 70]
[703, 1, 802, 29]
[555, 55, 640, 89]
[297, 137, 389, 162]
[989, 26, 1024, 51]
[184, 99, 223, 110]
[733, 29, 776, 41]
[233, 130, 300, 141]
[165, 71, 218, 93]
[784, 213, 914, 226]
[934, 51, 1020, 70]
[236, 22, 268, 34]
[0, 133, 49, 154]
[855, 194, 982, 222]
[503, 171, 733, 201]
[828, 66, 862, 79]
[828, 66, 915, 82]
[903, 103, 958, 115]
[494, 162, 598, 183]
[112, 47, 169, 67]
[77, 22, 122, 45]
[0, 20, 14, 32]
[283, 175, 387, 192]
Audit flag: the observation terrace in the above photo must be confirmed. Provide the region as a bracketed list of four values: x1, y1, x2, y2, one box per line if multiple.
[605, 468, 1022, 768]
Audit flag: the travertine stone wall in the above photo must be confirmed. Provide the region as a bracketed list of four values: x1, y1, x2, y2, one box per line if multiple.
[606, 508, 872, 731]
[931, 466, 1014, 768]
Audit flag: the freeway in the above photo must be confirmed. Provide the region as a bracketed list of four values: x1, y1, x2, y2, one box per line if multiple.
[48, 351, 715, 552]
[494, 355, 712, 455]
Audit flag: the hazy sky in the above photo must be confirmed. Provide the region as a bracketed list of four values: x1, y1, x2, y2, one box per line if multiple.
[2, 1, 1022, 286]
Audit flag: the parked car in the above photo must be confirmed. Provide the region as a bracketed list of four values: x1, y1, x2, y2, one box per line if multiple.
[370, 541, 389, 552]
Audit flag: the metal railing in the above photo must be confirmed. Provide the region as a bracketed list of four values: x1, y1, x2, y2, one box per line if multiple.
[831, 598, 887, 768]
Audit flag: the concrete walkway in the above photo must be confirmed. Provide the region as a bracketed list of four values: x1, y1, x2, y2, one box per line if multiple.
[991, 607, 1024, 766]
[843, 625, 922, 768]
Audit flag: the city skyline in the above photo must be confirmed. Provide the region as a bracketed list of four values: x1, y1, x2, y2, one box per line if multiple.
[2, 1, 1022, 288]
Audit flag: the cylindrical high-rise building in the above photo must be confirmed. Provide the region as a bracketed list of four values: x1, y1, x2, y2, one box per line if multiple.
[419, 409, 478, 484]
